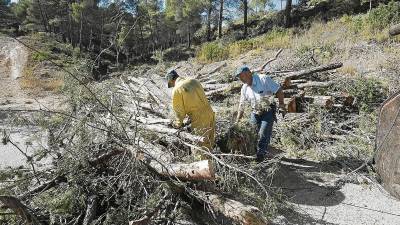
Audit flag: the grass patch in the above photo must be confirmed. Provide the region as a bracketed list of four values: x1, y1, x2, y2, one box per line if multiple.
[197, 28, 291, 63]
[20, 65, 64, 92]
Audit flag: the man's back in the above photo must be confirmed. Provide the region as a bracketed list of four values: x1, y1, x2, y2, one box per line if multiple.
[173, 77, 212, 114]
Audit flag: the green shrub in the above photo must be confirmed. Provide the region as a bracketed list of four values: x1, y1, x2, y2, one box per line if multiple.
[196, 42, 228, 62]
[367, 1, 400, 31]
[346, 76, 388, 112]
[32, 51, 51, 61]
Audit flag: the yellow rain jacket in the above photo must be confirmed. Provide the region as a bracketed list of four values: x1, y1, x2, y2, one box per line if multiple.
[172, 77, 215, 151]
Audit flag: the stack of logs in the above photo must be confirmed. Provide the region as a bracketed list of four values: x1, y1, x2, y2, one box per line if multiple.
[201, 61, 354, 113]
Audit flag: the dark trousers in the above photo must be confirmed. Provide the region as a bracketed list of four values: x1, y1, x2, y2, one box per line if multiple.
[250, 106, 275, 157]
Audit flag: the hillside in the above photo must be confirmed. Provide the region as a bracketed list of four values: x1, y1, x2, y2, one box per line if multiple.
[1, 1, 400, 225]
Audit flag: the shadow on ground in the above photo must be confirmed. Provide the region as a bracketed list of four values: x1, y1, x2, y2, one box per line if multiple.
[258, 148, 369, 224]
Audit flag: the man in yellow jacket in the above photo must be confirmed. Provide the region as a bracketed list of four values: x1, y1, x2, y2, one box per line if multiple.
[166, 70, 215, 154]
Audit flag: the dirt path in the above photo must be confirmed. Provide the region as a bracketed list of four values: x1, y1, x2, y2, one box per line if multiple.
[0, 36, 60, 110]
[0, 36, 55, 168]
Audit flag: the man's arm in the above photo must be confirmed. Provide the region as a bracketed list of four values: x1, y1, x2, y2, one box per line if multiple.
[172, 89, 186, 128]
[275, 87, 285, 109]
[236, 86, 246, 123]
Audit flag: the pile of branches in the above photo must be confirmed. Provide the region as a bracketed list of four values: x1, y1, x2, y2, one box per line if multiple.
[0, 65, 278, 225]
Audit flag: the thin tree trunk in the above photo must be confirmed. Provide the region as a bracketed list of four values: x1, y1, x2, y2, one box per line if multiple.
[207, 0, 213, 41]
[79, 11, 83, 50]
[243, 0, 248, 38]
[187, 22, 191, 48]
[285, 0, 292, 27]
[37, 0, 48, 32]
[218, 0, 224, 38]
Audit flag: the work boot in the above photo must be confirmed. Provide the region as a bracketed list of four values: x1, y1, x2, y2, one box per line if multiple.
[256, 154, 265, 163]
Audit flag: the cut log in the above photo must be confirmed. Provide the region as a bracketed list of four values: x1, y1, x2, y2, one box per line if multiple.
[304, 95, 334, 108]
[150, 160, 215, 181]
[295, 81, 334, 89]
[197, 192, 268, 225]
[284, 97, 297, 113]
[290, 79, 307, 84]
[0, 196, 43, 225]
[389, 24, 400, 36]
[133, 143, 216, 181]
[204, 83, 229, 91]
[334, 92, 355, 106]
[282, 77, 291, 89]
[283, 62, 343, 80]
[134, 117, 171, 125]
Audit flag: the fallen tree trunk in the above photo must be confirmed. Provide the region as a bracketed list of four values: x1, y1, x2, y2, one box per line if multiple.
[134, 142, 215, 181]
[196, 192, 268, 225]
[295, 81, 334, 89]
[283, 62, 343, 80]
[150, 159, 215, 181]
[0, 196, 43, 225]
[204, 83, 229, 91]
[389, 24, 400, 36]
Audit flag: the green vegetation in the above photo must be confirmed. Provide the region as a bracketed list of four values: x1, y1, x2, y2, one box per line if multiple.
[344, 76, 388, 112]
[197, 28, 291, 62]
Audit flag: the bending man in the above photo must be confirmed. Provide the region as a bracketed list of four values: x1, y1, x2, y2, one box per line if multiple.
[166, 70, 216, 156]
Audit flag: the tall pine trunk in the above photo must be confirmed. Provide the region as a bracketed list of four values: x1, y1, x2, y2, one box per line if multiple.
[207, 0, 213, 41]
[285, 0, 292, 27]
[37, 0, 48, 32]
[243, 0, 248, 38]
[218, 0, 224, 38]
[187, 22, 191, 48]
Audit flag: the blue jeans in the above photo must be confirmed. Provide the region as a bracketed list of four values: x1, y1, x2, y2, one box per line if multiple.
[250, 108, 275, 157]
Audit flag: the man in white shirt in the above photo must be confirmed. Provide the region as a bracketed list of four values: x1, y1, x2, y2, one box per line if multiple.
[235, 66, 285, 162]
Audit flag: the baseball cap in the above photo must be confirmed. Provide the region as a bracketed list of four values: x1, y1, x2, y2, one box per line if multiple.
[235, 66, 250, 77]
[165, 69, 179, 88]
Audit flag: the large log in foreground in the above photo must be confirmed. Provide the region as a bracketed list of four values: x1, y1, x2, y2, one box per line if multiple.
[375, 91, 400, 200]
[389, 24, 400, 36]
[150, 160, 215, 181]
[131, 143, 216, 181]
